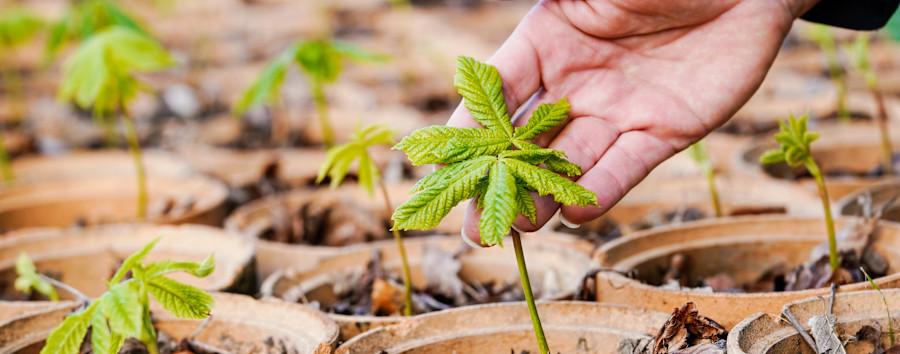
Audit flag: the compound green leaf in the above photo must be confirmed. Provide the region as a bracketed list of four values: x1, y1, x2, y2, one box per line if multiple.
[40, 302, 96, 354]
[14, 252, 59, 301]
[515, 182, 536, 225]
[90, 304, 125, 354]
[500, 148, 565, 165]
[148, 277, 214, 320]
[144, 254, 215, 279]
[356, 152, 378, 196]
[479, 162, 517, 246]
[332, 40, 389, 63]
[454, 56, 512, 137]
[109, 237, 159, 285]
[233, 46, 293, 114]
[409, 156, 488, 193]
[103, 281, 143, 338]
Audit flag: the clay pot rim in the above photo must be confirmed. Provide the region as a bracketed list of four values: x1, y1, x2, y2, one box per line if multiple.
[594, 215, 900, 298]
[835, 178, 900, 216]
[11, 149, 196, 180]
[0, 223, 256, 292]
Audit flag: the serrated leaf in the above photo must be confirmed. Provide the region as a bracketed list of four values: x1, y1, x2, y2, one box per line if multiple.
[144, 253, 216, 279]
[357, 153, 378, 196]
[500, 148, 565, 165]
[515, 182, 537, 225]
[479, 162, 517, 246]
[760, 114, 817, 168]
[393, 126, 509, 165]
[103, 281, 143, 337]
[90, 304, 125, 354]
[14, 252, 59, 301]
[233, 47, 293, 114]
[109, 237, 160, 284]
[454, 56, 513, 137]
[148, 277, 214, 320]
[316, 144, 359, 186]
[514, 98, 570, 140]
[392, 157, 493, 230]
[543, 156, 583, 176]
[41, 302, 97, 354]
[409, 157, 486, 193]
[502, 158, 597, 207]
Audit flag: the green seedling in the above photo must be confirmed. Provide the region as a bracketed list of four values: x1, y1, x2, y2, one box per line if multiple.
[862, 267, 895, 346]
[234, 39, 387, 147]
[14, 252, 59, 301]
[58, 26, 176, 219]
[846, 33, 894, 176]
[393, 56, 598, 354]
[760, 114, 838, 271]
[807, 24, 850, 122]
[686, 140, 722, 217]
[0, 6, 43, 183]
[44, 0, 146, 65]
[317, 122, 414, 316]
[30, 238, 215, 354]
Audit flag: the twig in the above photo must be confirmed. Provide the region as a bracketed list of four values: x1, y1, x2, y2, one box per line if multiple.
[784, 307, 818, 353]
[829, 283, 837, 315]
[189, 315, 214, 340]
[39, 274, 91, 304]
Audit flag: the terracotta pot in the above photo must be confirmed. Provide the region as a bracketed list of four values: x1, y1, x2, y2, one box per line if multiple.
[0, 175, 228, 229]
[837, 180, 900, 222]
[0, 224, 255, 299]
[725, 69, 837, 134]
[11, 150, 195, 182]
[0, 293, 339, 354]
[225, 184, 466, 281]
[260, 235, 592, 341]
[734, 121, 900, 202]
[594, 216, 900, 330]
[728, 289, 900, 353]
[336, 301, 669, 353]
[0, 300, 77, 324]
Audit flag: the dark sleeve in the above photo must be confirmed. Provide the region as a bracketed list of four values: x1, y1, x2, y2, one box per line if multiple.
[800, 0, 900, 30]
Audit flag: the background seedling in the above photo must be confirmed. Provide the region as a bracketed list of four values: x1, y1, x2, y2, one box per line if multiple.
[18, 238, 215, 354]
[862, 267, 895, 346]
[807, 24, 850, 122]
[686, 140, 722, 217]
[393, 56, 597, 354]
[14, 252, 59, 301]
[0, 6, 43, 183]
[845, 33, 894, 176]
[44, 0, 147, 65]
[58, 26, 176, 219]
[234, 39, 386, 147]
[316, 122, 414, 316]
[760, 114, 838, 271]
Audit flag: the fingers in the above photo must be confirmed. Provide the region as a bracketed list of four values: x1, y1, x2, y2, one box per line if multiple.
[446, 9, 542, 129]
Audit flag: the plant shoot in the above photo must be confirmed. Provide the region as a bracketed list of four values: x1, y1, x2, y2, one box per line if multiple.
[807, 24, 849, 122]
[760, 113, 838, 271]
[686, 140, 722, 217]
[393, 56, 598, 354]
[846, 33, 894, 175]
[14, 252, 60, 301]
[58, 26, 176, 219]
[316, 122, 414, 316]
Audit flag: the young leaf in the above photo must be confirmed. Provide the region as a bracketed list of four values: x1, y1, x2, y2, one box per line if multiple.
[331, 40, 390, 63]
[500, 148, 565, 165]
[394, 125, 509, 165]
[103, 281, 144, 338]
[317, 123, 397, 195]
[90, 305, 125, 354]
[144, 254, 216, 279]
[14, 252, 60, 301]
[479, 161, 517, 246]
[148, 277, 214, 320]
[511, 140, 583, 176]
[514, 98, 570, 140]
[454, 56, 513, 137]
[759, 114, 817, 167]
[0, 7, 44, 48]
[109, 236, 160, 284]
[44, 0, 147, 63]
[296, 40, 343, 83]
[502, 158, 597, 207]
[515, 182, 537, 225]
[41, 302, 97, 354]
[392, 156, 494, 230]
[409, 157, 487, 193]
[233, 44, 295, 115]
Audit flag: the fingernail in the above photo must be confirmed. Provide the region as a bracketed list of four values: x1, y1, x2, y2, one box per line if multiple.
[560, 215, 580, 229]
[461, 227, 485, 249]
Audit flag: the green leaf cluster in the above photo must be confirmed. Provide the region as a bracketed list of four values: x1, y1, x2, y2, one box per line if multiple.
[0, 6, 44, 49]
[759, 113, 818, 167]
[14, 252, 59, 301]
[392, 56, 598, 246]
[845, 33, 878, 89]
[41, 237, 216, 354]
[317, 123, 396, 195]
[58, 26, 175, 117]
[686, 141, 712, 175]
[233, 39, 388, 115]
[45, 0, 146, 64]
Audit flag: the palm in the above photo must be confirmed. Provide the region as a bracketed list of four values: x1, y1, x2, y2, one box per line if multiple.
[450, 0, 817, 240]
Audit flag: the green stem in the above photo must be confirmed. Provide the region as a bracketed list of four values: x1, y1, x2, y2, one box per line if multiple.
[704, 169, 722, 218]
[820, 39, 849, 122]
[378, 177, 413, 316]
[872, 88, 894, 176]
[311, 80, 335, 148]
[0, 130, 13, 184]
[511, 229, 549, 354]
[140, 287, 159, 354]
[806, 158, 838, 271]
[120, 104, 147, 220]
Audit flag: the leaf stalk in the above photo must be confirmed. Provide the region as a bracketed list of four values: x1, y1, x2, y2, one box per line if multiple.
[805, 158, 838, 271]
[512, 228, 549, 354]
[378, 177, 414, 316]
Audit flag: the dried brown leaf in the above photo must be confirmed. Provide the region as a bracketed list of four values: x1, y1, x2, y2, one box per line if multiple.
[371, 278, 402, 316]
[421, 244, 464, 304]
[808, 314, 845, 354]
[651, 303, 726, 354]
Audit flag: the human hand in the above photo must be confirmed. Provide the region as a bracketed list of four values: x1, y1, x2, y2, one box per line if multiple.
[449, 0, 820, 245]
